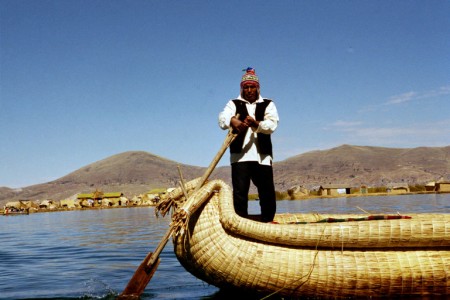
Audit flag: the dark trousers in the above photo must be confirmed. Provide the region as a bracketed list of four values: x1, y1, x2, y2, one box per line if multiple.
[231, 161, 276, 222]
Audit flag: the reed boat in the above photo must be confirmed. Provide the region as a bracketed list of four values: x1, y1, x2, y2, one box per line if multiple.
[157, 179, 449, 298]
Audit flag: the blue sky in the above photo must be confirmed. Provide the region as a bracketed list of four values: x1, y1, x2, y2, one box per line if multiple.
[1, 0, 449, 188]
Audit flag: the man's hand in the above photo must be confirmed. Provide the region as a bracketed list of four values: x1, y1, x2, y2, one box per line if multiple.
[243, 116, 259, 129]
[230, 116, 249, 133]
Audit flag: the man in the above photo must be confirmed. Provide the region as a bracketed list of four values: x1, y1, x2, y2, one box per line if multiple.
[218, 67, 279, 222]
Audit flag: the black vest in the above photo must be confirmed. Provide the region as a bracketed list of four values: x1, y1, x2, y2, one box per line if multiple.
[230, 99, 273, 157]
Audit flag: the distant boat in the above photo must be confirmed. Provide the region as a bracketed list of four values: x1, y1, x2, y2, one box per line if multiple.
[3, 208, 29, 216]
[166, 179, 449, 298]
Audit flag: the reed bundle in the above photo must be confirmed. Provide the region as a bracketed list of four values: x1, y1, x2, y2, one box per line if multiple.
[172, 179, 450, 297]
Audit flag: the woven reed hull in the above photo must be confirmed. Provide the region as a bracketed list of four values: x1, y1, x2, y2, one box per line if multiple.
[172, 180, 450, 297]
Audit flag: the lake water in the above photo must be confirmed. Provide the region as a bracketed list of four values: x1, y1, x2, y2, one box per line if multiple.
[1, 193, 449, 300]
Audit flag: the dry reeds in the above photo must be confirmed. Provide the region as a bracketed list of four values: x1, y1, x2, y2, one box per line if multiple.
[171, 179, 449, 297]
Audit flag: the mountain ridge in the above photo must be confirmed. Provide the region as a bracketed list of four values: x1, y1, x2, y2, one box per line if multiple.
[273, 144, 450, 191]
[1, 144, 449, 205]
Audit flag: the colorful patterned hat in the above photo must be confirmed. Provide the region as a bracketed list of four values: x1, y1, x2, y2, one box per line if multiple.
[241, 67, 260, 87]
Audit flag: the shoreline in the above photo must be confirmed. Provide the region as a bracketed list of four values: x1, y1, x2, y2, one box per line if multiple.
[3, 190, 448, 216]
[285, 190, 448, 200]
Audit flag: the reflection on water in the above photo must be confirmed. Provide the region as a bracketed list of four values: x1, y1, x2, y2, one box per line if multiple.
[0, 194, 449, 299]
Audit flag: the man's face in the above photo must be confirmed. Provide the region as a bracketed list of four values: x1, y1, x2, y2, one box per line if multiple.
[242, 83, 259, 103]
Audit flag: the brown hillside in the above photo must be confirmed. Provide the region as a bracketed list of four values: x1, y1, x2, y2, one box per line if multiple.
[274, 144, 450, 190]
[57, 151, 203, 186]
[0, 151, 211, 204]
[1, 145, 449, 205]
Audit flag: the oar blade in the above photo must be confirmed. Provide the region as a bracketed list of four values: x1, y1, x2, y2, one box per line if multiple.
[118, 252, 161, 299]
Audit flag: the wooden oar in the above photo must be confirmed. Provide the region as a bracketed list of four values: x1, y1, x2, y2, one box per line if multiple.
[118, 121, 238, 299]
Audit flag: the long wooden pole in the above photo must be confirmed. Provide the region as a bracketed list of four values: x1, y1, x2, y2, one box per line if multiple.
[118, 121, 238, 299]
[192, 128, 237, 193]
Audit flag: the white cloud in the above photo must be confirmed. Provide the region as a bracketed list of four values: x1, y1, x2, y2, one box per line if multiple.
[332, 120, 363, 127]
[418, 85, 450, 100]
[324, 118, 450, 147]
[384, 84, 450, 106]
[385, 91, 416, 105]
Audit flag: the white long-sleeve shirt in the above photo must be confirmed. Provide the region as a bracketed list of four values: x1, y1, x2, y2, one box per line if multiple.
[218, 95, 279, 165]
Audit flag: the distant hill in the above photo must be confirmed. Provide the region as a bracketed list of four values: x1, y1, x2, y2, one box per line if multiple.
[1, 145, 449, 206]
[0, 151, 209, 205]
[274, 144, 450, 191]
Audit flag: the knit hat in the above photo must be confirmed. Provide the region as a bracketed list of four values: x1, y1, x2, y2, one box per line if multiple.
[241, 67, 260, 87]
